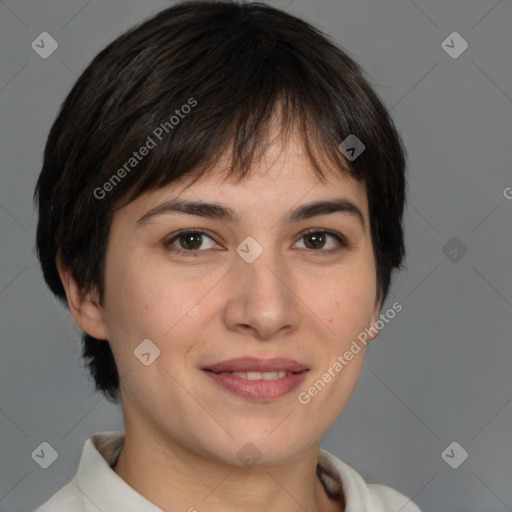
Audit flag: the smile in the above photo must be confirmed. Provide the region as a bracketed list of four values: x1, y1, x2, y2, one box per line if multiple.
[216, 370, 293, 380]
[203, 369, 309, 401]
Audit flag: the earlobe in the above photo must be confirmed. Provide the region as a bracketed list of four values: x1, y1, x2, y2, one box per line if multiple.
[367, 300, 383, 343]
[366, 317, 380, 342]
[56, 254, 108, 340]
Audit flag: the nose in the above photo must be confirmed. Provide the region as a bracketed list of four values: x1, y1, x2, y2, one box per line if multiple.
[223, 245, 301, 340]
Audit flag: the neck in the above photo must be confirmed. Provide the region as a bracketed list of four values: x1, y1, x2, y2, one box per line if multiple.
[112, 426, 343, 512]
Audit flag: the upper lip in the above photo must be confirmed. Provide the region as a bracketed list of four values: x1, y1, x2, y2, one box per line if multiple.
[202, 357, 309, 373]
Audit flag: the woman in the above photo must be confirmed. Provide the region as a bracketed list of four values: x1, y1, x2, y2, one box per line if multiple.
[34, 1, 420, 510]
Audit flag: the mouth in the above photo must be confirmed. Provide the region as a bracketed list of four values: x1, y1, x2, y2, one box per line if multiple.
[202, 356, 309, 374]
[207, 370, 297, 380]
[201, 357, 309, 401]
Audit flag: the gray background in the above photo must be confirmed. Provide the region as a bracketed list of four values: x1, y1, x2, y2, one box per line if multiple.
[1, 0, 511, 511]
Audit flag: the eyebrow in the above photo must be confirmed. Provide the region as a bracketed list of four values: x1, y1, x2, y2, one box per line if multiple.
[136, 197, 366, 231]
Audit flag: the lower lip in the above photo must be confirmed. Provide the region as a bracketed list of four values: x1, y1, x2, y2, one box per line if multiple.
[203, 370, 309, 401]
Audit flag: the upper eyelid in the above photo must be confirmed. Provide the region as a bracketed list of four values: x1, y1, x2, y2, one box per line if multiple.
[165, 229, 218, 245]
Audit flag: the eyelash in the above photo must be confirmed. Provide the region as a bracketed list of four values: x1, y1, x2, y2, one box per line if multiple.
[163, 229, 349, 257]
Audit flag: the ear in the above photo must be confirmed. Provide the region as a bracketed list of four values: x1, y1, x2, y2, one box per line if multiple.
[366, 297, 383, 343]
[56, 254, 108, 341]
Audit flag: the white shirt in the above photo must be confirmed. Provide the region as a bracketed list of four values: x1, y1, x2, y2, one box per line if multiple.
[35, 431, 422, 512]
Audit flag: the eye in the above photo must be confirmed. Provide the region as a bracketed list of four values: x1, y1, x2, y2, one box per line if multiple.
[163, 228, 349, 257]
[294, 229, 348, 255]
[164, 230, 218, 256]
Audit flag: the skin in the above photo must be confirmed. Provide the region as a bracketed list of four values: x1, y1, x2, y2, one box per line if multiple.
[58, 128, 382, 512]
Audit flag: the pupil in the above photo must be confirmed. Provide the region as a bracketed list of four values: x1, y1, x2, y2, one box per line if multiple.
[306, 232, 324, 249]
[182, 232, 201, 250]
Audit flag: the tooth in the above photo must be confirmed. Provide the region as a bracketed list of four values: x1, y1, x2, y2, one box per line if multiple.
[217, 371, 293, 380]
[246, 371, 262, 380]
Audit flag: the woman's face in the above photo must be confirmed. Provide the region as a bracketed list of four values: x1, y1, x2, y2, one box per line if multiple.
[99, 133, 381, 466]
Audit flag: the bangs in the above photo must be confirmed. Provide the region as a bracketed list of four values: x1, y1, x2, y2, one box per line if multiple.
[85, 7, 374, 210]
[116, 95, 356, 209]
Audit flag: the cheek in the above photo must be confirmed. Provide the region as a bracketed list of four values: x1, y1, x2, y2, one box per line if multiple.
[317, 263, 376, 337]
[104, 254, 214, 346]
[103, 263, 205, 396]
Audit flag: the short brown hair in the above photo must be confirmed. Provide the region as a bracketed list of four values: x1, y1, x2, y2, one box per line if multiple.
[34, 0, 408, 403]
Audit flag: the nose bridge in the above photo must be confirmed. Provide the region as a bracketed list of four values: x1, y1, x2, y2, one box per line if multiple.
[236, 237, 289, 301]
[223, 236, 301, 338]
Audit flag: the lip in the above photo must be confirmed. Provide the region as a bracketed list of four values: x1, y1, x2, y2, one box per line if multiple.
[203, 369, 309, 401]
[202, 357, 309, 373]
[201, 357, 310, 402]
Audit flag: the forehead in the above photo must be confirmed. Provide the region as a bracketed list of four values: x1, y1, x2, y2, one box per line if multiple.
[114, 128, 368, 225]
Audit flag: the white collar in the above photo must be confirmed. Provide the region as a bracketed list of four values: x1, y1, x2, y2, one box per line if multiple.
[37, 430, 420, 512]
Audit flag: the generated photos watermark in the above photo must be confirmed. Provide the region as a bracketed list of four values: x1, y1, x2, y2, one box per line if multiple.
[297, 301, 403, 404]
[93, 97, 198, 200]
